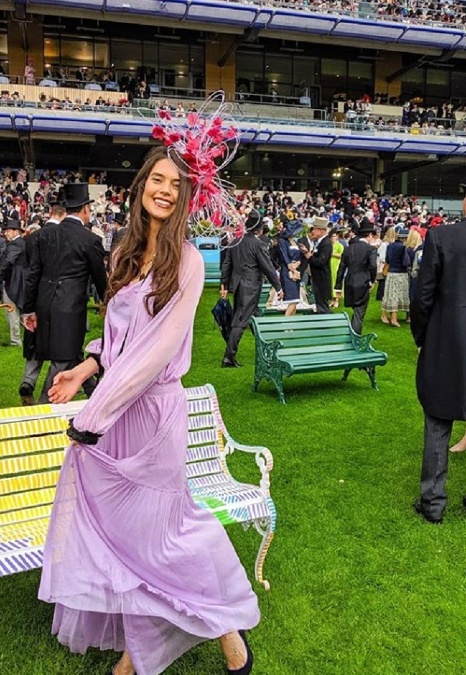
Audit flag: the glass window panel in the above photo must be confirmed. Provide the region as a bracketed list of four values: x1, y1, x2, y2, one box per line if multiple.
[159, 44, 189, 70]
[451, 70, 466, 99]
[143, 41, 158, 68]
[293, 56, 320, 87]
[321, 59, 346, 76]
[426, 68, 449, 86]
[94, 40, 109, 69]
[61, 38, 94, 67]
[111, 39, 142, 72]
[348, 61, 372, 80]
[44, 37, 59, 63]
[236, 51, 264, 94]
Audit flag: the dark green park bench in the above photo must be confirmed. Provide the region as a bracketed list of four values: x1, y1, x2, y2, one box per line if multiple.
[250, 313, 388, 403]
[204, 262, 220, 285]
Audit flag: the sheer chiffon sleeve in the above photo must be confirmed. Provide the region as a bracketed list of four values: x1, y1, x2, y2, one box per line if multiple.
[72, 244, 204, 436]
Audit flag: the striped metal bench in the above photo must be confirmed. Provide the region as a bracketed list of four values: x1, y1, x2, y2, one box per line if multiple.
[0, 384, 275, 589]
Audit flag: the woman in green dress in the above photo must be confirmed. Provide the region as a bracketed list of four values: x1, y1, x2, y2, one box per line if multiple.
[329, 228, 344, 308]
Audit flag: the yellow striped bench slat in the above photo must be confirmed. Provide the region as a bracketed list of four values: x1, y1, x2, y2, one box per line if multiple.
[0, 449, 65, 477]
[0, 417, 68, 440]
[0, 470, 61, 497]
[0, 432, 68, 458]
[0, 404, 53, 420]
[0, 500, 54, 525]
[0, 518, 50, 547]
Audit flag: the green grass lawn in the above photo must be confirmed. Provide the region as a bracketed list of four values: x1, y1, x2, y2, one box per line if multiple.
[1, 290, 466, 675]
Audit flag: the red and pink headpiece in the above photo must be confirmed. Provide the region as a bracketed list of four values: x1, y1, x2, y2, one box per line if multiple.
[151, 91, 243, 238]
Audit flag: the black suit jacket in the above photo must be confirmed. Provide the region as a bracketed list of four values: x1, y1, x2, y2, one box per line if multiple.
[221, 233, 280, 325]
[335, 239, 377, 307]
[411, 223, 466, 420]
[0, 236, 27, 309]
[308, 235, 332, 303]
[24, 216, 107, 361]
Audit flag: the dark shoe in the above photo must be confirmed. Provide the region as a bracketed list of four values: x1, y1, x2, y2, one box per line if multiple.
[221, 358, 242, 368]
[462, 495, 466, 508]
[19, 382, 35, 406]
[413, 501, 443, 524]
[226, 631, 253, 675]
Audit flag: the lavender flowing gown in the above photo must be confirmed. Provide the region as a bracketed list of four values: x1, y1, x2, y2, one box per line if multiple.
[38, 242, 260, 675]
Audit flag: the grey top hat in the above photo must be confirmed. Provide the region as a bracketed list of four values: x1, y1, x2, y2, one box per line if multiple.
[63, 183, 94, 210]
[313, 216, 329, 230]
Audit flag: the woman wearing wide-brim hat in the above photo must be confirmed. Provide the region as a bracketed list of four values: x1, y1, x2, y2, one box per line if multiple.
[381, 227, 410, 327]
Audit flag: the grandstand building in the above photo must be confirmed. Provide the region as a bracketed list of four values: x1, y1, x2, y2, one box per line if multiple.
[0, 0, 466, 198]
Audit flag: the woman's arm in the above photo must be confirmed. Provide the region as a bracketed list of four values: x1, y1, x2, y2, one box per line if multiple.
[72, 246, 204, 436]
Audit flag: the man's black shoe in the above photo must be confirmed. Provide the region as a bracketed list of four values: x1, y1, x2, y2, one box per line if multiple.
[221, 358, 242, 368]
[19, 382, 35, 406]
[413, 501, 443, 524]
[463, 495, 466, 508]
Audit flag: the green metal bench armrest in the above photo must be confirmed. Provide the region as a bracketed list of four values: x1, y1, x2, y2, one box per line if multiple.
[256, 337, 283, 364]
[349, 329, 378, 353]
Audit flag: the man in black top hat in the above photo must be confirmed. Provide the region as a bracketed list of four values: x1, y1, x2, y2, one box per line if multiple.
[334, 220, 377, 335]
[110, 211, 127, 253]
[220, 210, 283, 367]
[0, 219, 26, 346]
[23, 183, 107, 403]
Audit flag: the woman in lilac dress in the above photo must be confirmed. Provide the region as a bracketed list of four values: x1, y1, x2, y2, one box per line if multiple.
[39, 144, 259, 675]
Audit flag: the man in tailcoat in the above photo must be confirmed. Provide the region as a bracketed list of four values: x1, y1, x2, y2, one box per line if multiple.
[300, 216, 333, 313]
[0, 219, 27, 346]
[19, 201, 67, 405]
[411, 222, 466, 524]
[23, 184, 107, 403]
[334, 220, 378, 335]
[220, 210, 283, 367]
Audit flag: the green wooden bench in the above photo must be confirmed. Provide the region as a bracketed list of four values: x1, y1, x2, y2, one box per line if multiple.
[250, 313, 387, 403]
[204, 262, 221, 285]
[257, 283, 315, 316]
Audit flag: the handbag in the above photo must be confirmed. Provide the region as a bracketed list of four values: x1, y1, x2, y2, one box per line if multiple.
[382, 262, 389, 277]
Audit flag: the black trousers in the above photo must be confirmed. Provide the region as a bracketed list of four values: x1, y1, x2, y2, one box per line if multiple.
[224, 288, 259, 360]
[419, 413, 453, 520]
[350, 295, 370, 336]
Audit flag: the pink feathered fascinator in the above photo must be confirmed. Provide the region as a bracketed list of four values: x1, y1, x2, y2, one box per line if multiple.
[151, 90, 244, 238]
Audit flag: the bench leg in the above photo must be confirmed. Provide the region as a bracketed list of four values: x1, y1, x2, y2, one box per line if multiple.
[252, 373, 262, 392]
[270, 373, 286, 404]
[363, 366, 379, 390]
[253, 518, 274, 591]
[342, 368, 351, 382]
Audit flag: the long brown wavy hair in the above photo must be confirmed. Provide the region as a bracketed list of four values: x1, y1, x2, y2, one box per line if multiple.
[105, 146, 192, 315]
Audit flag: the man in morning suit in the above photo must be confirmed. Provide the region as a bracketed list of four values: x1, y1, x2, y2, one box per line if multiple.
[0, 219, 27, 346]
[299, 216, 332, 313]
[220, 209, 283, 368]
[334, 220, 378, 335]
[23, 183, 107, 403]
[411, 222, 466, 524]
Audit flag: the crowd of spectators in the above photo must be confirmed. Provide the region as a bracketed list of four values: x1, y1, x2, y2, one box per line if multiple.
[0, 168, 130, 253]
[251, 0, 466, 28]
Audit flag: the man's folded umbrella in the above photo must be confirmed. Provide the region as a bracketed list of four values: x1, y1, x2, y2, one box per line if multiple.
[211, 298, 233, 343]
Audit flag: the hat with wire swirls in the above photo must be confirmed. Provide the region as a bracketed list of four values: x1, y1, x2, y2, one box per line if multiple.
[151, 91, 242, 239]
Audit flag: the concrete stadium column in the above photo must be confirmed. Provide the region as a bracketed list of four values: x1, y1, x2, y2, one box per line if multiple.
[205, 34, 236, 99]
[374, 51, 402, 100]
[374, 158, 385, 194]
[7, 18, 43, 80]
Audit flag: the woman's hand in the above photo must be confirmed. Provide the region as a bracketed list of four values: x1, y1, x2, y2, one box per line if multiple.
[48, 370, 84, 404]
